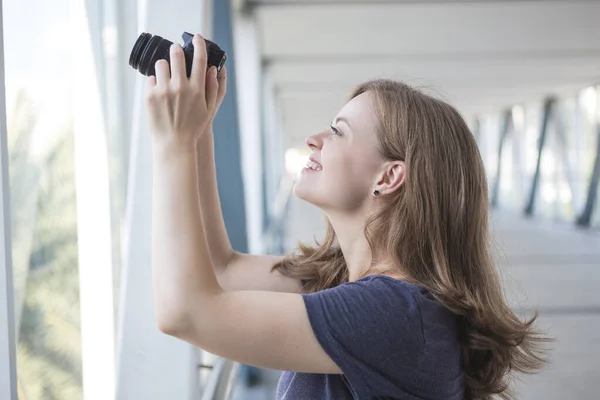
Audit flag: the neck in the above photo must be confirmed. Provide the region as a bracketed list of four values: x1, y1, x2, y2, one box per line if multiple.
[326, 209, 382, 282]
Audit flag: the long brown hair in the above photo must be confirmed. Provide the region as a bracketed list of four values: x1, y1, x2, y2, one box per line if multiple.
[272, 79, 550, 399]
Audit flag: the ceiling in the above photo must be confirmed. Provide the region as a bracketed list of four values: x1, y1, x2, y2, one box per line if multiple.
[244, 0, 600, 149]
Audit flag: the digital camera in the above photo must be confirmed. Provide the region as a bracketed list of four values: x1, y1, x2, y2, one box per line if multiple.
[129, 31, 226, 78]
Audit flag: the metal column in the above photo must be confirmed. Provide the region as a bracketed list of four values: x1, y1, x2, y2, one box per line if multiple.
[491, 110, 513, 209]
[212, 0, 248, 253]
[524, 98, 555, 216]
[576, 120, 600, 227]
[0, 2, 18, 398]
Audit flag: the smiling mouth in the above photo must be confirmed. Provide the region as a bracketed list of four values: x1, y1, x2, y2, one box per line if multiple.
[305, 161, 322, 171]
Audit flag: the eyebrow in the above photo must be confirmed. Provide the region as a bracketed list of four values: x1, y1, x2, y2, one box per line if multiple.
[332, 117, 352, 130]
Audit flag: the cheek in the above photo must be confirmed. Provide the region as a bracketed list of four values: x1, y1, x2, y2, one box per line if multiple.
[323, 149, 374, 193]
[322, 148, 354, 181]
[325, 144, 379, 177]
[324, 148, 349, 170]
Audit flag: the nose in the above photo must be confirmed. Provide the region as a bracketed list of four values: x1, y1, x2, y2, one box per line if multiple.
[305, 132, 323, 150]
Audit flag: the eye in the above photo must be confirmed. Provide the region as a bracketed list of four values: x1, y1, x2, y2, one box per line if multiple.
[330, 125, 342, 137]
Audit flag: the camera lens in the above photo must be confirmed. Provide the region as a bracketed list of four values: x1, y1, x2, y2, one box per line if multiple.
[129, 32, 227, 78]
[129, 33, 151, 70]
[129, 33, 172, 77]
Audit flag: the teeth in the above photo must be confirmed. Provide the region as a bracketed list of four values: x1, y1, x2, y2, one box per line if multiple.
[305, 161, 322, 171]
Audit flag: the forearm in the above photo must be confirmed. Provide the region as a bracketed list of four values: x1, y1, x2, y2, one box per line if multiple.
[151, 142, 222, 331]
[196, 128, 236, 271]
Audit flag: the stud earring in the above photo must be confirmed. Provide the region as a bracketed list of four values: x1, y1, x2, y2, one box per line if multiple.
[374, 190, 380, 196]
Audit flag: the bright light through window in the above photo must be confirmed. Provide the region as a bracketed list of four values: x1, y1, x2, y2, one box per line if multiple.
[285, 147, 310, 176]
[580, 86, 597, 122]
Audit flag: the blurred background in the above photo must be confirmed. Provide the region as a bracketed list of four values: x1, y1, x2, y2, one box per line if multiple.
[0, 0, 598, 399]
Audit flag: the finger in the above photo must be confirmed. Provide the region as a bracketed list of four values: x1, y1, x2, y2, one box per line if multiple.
[146, 75, 157, 88]
[169, 44, 186, 84]
[191, 33, 207, 88]
[216, 65, 227, 102]
[145, 76, 157, 103]
[154, 59, 170, 88]
[146, 75, 157, 93]
[206, 67, 219, 111]
[216, 65, 227, 79]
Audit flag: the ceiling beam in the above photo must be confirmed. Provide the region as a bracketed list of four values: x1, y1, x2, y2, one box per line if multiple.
[256, 2, 600, 57]
[249, 0, 600, 140]
[249, 0, 588, 6]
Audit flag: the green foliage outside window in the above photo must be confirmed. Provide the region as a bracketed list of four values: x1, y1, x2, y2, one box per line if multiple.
[8, 89, 83, 400]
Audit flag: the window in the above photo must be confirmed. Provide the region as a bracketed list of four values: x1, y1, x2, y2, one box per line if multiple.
[4, 0, 83, 397]
[4, 0, 125, 397]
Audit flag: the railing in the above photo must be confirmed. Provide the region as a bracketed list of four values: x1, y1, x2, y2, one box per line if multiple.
[200, 356, 240, 400]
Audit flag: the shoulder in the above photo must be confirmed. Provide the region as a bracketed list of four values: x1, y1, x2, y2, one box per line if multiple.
[302, 274, 459, 344]
[352, 274, 451, 315]
[302, 274, 427, 312]
[359, 275, 459, 333]
[316, 274, 430, 309]
[301, 275, 429, 347]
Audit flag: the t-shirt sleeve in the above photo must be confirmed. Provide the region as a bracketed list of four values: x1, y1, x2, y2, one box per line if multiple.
[302, 277, 425, 397]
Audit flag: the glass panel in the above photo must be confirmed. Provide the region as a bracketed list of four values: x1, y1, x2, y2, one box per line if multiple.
[535, 89, 598, 222]
[490, 101, 543, 211]
[498, 107, 526, 209]
[520, 100, 543, 211]
[4, 1, 83, 398]
[478, 113, 501, 196]
[97, 0, 129, 332]
[537, 98, 574, 220]
[573, 88, 598, 222]
[587, 87, 600, 228]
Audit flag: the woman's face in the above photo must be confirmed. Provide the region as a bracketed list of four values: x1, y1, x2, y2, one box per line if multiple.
[294, 91, 385, 213]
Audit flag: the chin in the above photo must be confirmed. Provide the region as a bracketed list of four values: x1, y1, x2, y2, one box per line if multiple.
[293, 180, 321, 207]
[292, 180, 308, 201]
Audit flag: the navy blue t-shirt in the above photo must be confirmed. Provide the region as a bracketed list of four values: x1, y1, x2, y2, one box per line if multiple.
[276, 275, 464, 399]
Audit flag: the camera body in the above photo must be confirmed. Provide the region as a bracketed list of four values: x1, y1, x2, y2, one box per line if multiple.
[129, 31, 227, 78]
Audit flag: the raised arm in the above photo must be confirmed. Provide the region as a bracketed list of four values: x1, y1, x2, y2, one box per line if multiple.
[194, 128, 234, 271]
[146, 36, 337, 374]
[195, 105, 300, 294]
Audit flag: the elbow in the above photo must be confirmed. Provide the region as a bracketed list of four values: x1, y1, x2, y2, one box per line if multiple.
[157, 320, 180, 336]
[155, 292, 221, 338]
[156, 309, 190, 337]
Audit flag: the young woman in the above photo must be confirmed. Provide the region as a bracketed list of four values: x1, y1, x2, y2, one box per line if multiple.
[145, 34, 549, 399]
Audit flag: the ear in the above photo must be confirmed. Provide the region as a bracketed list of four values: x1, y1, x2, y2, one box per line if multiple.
[375, 161, 405, 196]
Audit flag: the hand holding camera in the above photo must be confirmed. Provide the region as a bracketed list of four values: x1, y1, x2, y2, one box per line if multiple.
[129, 31, 226, 78]
[133, 33, 227, 148]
